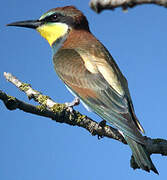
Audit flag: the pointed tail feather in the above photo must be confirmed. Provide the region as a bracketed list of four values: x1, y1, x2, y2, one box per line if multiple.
[124, 136, 159, 174]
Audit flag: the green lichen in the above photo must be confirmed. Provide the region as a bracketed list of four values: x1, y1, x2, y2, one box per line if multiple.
[5, 95, 17, 110]
[37, 95, 49, 106]
[51, 103, 66, 113]
[75, 111, 86, 123]
[36, 105, 47, 112]
[7, 95, 16, 101]
[50, 104, 86, 123]
[19, 83, 30, 92]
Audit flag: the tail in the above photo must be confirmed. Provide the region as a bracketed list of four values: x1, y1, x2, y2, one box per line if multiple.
[124, 136, 159, 174]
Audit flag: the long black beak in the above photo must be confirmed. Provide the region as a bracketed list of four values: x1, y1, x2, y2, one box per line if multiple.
[6, 20, 42, 29]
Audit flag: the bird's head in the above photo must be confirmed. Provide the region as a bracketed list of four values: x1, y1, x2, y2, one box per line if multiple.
[7, 6, 89, 46]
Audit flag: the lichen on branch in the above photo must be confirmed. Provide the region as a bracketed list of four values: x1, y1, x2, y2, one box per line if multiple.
[1, 72, 167, 171]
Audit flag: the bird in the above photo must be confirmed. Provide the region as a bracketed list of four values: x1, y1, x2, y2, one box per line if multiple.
[7, 6, 158, 174]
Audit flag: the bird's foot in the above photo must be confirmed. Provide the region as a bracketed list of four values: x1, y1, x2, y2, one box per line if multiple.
[97, 120, 106, 139]
[65, 97, 80, 113]
[98, 120, 106, 128]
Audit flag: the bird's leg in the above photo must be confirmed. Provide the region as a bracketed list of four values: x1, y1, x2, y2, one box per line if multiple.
[98, 119, 106, 128]
[65, 97, 80, 113]
[97, 120, 106, 139]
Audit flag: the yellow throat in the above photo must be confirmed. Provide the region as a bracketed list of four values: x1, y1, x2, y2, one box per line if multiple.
[37, 23, 68, 46]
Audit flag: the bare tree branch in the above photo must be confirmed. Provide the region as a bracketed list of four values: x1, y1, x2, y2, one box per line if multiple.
[89, 0, 167, 13]
[1, 72, 167, 171]
[2, 72, 126, 143]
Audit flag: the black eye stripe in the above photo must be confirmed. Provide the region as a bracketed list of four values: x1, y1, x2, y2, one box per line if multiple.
[41, 13, 62, 22]
[39, 13, 76, 28]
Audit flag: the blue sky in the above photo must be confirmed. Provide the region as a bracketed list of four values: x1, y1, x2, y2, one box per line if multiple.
[1, 0, 167, 179]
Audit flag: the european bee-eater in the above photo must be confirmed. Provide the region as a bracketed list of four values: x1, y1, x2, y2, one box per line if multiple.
[7, 6, 158, 174]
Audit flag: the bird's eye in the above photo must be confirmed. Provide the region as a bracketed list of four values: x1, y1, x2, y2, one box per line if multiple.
[48, 14, 57, 21]
[52, 15, 57, 19]
[42, 14, 58, 22]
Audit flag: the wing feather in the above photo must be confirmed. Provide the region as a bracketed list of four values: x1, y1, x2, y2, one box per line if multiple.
[53, 48, 144, 143]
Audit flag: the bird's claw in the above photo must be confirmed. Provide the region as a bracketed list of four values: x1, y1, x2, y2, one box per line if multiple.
[65, 97, 80, 113]
[97, 120, 106, 139]
[98, 120, 106, 128]
[97, 135, 103, 140]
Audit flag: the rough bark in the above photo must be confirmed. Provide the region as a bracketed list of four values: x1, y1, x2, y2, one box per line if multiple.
[1, 72, 167, 171]
[89, 0, 167, 13]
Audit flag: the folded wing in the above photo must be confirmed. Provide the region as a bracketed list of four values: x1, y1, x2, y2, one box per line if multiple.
[53, 48, 144, 144]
